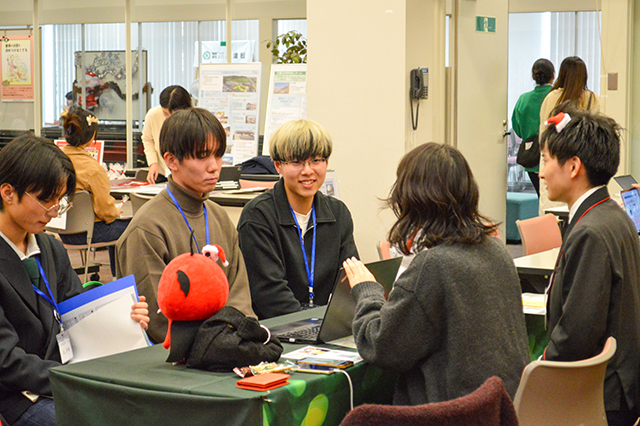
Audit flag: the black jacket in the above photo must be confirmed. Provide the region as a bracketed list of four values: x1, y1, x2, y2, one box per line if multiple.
[237, 179, 358, 319]
[0, 233, 82, 424]
[546, 187, 640, 412]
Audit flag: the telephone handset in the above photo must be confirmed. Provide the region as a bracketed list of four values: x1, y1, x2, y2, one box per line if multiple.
[410, 67, 428, 100]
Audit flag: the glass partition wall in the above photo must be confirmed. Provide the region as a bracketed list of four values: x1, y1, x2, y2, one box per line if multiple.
[29, 19, 261, 169]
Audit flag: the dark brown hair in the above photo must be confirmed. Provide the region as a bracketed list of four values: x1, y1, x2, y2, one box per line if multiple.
[61, 107, 98, 147]
[160, 108, 226, 161]
[387, 143, 497, 254]
[552, 56, 592, 107]
[0, 133, 76, 210]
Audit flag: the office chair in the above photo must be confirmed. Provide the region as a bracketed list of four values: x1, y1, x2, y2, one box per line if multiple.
[131, 192, 155, 215]
[513, 336, 616, 426]
[46, 191, 116, 282]
[516, 213, 562, 255]
[134, 169, 149, 182]
[339, 376, 519, 426]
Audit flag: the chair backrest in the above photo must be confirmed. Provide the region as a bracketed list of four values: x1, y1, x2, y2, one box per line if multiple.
[131, 192, 155, 215]
[340, 376, 519, 426]
[50, 190, 96, 238]
[513, 336, 616, 426]
[134, 169, 149, 182]
[377, 241, 392, 260]
[516, 213, 562, 255]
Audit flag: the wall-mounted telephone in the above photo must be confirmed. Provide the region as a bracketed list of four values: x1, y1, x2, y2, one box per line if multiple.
[410, 67, 429, 100]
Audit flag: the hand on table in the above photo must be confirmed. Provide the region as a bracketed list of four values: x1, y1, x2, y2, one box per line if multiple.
[147, 163, 159, 184]
[343, 257, 376, 288]
[131, 295, 150, 330]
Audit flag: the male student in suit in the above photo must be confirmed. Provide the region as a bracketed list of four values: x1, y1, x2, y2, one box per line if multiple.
[539, 108, 640, 426]
[116, 108, 254, 343]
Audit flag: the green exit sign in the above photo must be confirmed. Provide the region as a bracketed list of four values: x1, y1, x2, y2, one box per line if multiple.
[476, 16, 496, 33]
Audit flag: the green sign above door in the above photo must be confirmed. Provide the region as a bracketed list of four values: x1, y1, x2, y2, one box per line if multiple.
[476, 16, 496, 33]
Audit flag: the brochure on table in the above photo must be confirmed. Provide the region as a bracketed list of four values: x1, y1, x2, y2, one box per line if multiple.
[262, 64, 307, 155]
[198, 63, 261, 166]
[57, 275, 150, 363]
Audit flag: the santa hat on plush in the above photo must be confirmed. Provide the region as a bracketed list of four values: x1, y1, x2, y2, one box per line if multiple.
[157, 240, 229, 363]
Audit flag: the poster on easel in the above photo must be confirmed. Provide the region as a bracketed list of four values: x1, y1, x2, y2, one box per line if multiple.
[1, 36, 34, 101]
[262, 64, 307, 155]
[198, 63, 262, 166]
[55, 140, 105, 165]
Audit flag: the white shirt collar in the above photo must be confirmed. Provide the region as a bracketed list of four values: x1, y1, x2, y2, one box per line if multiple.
[568, 186, 605, 223]
[0, 231, 40, 260]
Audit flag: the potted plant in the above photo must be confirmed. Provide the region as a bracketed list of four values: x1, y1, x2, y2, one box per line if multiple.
[265, 30, 307, 64]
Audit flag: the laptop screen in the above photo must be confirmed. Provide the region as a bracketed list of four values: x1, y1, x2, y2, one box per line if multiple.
[621, 188, 640, 234]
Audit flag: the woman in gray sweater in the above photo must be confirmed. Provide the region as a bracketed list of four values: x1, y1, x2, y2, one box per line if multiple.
[344, 142, 529, 405]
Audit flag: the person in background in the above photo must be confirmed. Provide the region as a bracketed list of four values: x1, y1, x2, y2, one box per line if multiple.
[141, 85, 192, 184]
[237, 119, 359, 319]
[512, 58, 555, 196]
[538, 56, 600, 214]
[343, 142, 529, 404]
[539, 109, 640, 426]
[0, 134, 148, 426]
[116, 108, 254, 343]
[58, 107, 130, 277]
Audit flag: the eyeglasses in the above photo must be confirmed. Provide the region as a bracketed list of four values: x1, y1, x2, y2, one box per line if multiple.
[26, 192, 73, 215]
[280, 158, 327, 170]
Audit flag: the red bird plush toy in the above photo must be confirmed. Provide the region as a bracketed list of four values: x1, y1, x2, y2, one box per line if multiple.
[157, 244, 229, 361]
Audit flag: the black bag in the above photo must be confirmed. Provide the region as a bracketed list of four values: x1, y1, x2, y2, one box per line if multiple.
[186, 306, 283, 372]
[516, 134, 540, 168]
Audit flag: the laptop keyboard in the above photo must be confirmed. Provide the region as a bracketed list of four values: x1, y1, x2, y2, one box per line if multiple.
[277, 324, 321, 340]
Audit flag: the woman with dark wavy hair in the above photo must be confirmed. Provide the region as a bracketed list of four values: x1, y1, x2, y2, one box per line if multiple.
[343, 142, 529, 405]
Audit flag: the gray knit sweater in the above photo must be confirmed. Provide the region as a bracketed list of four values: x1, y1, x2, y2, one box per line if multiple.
[351, 236, 529, 404]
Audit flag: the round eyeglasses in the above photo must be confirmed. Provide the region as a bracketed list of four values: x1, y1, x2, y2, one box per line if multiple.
[26, 192, 73, 215]
[280, 158, 327, 170]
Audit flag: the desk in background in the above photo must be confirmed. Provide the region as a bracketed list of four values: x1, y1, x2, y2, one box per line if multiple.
[515, 249, 558, 359]
[514, 248, 558, 293]
[50, 308, 396, 426]
[110, 182, 264, 226]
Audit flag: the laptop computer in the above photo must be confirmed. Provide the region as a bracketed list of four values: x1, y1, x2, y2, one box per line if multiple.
[621, 187, 640, 234]
[214, 165, 242, 191]
[269, 257, 402, 344]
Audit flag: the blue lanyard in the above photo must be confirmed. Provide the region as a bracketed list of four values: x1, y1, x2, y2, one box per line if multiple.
[290, 204, 317, 306]
[33, 257, 62, 326]
[167, 186, 210, 253]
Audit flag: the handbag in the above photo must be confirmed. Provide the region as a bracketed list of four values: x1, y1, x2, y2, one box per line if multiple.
[516, 134, 540, 168]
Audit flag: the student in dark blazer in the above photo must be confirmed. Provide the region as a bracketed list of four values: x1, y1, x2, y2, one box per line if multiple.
[0, 134, 149, 426]
[539, 108, 640, 426]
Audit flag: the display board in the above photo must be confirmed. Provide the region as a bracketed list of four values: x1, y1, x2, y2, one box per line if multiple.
[262, 64, 307, 155]
[198, 63, 262, 166]
[74, 50, 148, 121]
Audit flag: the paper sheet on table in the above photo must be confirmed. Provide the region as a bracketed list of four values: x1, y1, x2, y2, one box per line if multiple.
[522, 292, 546, 315]
[66, 295, 149, 363]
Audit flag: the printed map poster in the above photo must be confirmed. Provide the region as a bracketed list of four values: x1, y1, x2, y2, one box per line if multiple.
[1, 36, 34, 101]
[194, 41, 256, 65]
[262, 64, 307, 155]
[199, 63, 262, 166]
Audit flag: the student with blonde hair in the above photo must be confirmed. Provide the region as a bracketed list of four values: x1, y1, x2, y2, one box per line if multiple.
[237, 119, 359, 319]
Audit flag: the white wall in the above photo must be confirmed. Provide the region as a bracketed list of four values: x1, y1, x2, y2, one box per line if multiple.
[307, 0, 439, 262]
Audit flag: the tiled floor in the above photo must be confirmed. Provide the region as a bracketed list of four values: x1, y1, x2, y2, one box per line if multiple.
[67, 247, 114, 284]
